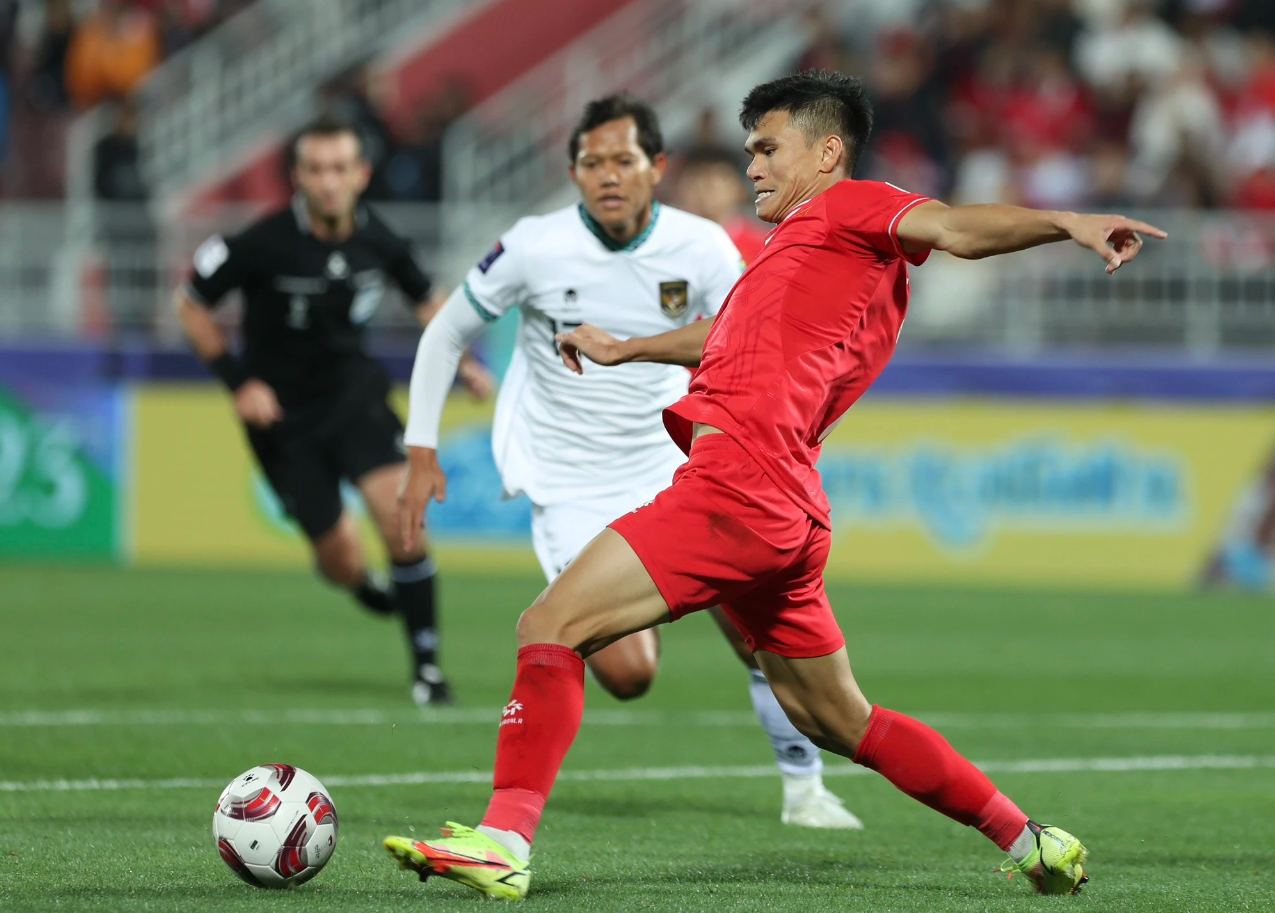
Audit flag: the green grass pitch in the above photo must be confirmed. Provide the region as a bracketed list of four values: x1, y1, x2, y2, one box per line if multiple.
[1, 565, 1272, 912]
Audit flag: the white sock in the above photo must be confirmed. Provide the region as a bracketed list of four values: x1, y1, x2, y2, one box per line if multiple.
[747, 669, 823, 777]
[476, 825, 530, 861]
[1008, 825, 1037, 863]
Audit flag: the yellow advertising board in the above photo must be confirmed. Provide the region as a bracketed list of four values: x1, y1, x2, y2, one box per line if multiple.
[131, 384, 1275, 589]
[130, 385, 538, 573]
[818, 399, 1275, 588]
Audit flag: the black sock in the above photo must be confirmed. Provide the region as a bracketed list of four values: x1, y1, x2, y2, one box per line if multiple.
[392, 556, 439, 673]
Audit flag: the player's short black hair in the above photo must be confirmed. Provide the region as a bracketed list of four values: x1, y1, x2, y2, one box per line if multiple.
[739, 70, 873, 176]
[291, 114, 364, 165]
[568, 93, 664, 162]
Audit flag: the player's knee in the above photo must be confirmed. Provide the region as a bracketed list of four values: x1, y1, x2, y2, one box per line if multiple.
[314, 538, 364, 587]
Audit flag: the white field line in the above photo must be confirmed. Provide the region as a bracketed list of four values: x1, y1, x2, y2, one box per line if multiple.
[1, 755, 1272, 794]
[1, 709, 1273, 729]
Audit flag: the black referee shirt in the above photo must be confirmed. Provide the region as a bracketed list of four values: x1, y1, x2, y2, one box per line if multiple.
[186, 195, 431, 409]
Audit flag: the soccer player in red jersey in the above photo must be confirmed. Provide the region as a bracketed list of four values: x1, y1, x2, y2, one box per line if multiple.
[384, 71, 1167, 899]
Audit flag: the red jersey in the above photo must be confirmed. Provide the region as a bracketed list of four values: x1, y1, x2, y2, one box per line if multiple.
[723, 214, 769, 265]
[664, 180, 931, 527]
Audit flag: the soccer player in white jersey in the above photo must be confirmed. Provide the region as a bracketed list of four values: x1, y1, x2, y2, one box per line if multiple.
[397, 94, 858, 829]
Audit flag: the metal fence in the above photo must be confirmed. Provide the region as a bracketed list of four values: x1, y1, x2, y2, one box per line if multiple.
[2, 203, 1274, 355]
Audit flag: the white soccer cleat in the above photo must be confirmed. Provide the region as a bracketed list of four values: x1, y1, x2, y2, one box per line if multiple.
[780, 775, 864, 830]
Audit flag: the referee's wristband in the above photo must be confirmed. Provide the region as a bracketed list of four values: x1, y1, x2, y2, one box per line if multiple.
[208, 353, 249, 392]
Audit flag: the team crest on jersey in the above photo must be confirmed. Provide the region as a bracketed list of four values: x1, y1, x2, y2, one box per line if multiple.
[659, 280, 689, 318]
[325, 251, 349, 279]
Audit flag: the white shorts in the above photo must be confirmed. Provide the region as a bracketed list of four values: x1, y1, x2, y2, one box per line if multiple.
[531, 488, 661, 582]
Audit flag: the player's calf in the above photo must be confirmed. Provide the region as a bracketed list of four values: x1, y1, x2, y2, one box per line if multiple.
[585, 631, 659, 701]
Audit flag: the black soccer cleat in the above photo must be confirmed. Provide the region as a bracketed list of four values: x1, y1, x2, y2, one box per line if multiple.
[353, 570, 396, 617]
[412, 664, 455, 706]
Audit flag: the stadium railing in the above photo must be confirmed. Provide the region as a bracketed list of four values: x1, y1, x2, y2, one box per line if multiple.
[65, 0, 476, 207]
[442, 0, 823, 206]
[1, 203, 1273, 356]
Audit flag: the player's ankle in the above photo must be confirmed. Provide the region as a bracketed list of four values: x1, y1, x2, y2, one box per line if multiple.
[477, 825, 531, 861]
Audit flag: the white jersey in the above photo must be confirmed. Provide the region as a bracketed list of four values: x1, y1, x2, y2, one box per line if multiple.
[464, 202, 743, 506]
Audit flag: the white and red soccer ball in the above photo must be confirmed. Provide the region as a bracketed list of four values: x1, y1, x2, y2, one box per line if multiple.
[213, 764, 338, 888]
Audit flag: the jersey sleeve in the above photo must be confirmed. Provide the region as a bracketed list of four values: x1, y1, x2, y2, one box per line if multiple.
[829, 180, 933, 267]
[460, 220, 531, 323]
[385, 238, 433, 303]
[186, 232, 252, 307]
[694, 223, 745, 318]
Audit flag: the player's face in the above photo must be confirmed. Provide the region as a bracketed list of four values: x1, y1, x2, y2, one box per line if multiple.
[745, 110, 840, 224]
[292, 133, 370, 222]
[570, 117, 666, 236]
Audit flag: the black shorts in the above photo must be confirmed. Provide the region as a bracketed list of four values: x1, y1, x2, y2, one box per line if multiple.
[245, 389, 404, 540]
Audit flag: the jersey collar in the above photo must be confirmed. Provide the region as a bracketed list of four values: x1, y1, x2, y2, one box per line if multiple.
[291, 193, 369, 235]
[577, 201, 660, 252]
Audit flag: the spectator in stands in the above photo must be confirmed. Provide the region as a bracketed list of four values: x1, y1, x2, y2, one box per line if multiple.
[381, 77, 471, 203]
[673, 146, 768, 264]
[25, 0, 76, 113]
[0, 0, 16, 172]
[93, 94, 155, 327]
[321, 63, 396, 201]
[863, 29, 947, 198]
[93, 95, 147, 201]
[65, 0, 160, 110]
[1227, 29, 1275, 208]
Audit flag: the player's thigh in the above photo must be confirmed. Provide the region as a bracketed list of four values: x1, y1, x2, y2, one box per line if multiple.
[520, 528, 671, 657]
[246, 427, 344, 542]
[753, 647, 873, 757]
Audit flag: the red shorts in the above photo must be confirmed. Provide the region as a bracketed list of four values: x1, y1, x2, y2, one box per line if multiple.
[609, 434, 844, 658]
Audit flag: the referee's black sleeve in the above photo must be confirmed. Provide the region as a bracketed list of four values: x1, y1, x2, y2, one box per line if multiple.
[187, 232, 251, 308]
[386, 239, 433, 304]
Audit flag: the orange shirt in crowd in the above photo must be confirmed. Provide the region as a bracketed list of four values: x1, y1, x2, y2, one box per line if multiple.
[66, 10, 161, 110]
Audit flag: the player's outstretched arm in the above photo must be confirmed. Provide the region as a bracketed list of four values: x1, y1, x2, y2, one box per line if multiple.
[556, 317, 714, 374]
[398, 288, 489, 551]
[897, 201, 1167, 274]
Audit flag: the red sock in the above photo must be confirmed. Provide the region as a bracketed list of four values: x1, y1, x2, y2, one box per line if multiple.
[480, 643, 585, 846]
[853, 706, 1028, 851]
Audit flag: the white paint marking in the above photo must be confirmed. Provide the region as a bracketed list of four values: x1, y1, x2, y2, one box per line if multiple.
[1, 755, 1271, 794]
[1, 709, 1272, 729]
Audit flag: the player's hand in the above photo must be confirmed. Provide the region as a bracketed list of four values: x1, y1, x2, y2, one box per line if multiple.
[397, 447, 446, 553]
[1064, 213, 1168, 275]
[234, 379, 284, 429]
[458, 355, 496, 399]
[555, 324, 629, 374]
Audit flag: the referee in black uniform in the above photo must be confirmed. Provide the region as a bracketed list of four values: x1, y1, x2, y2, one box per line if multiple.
[176, 116, 491, 705]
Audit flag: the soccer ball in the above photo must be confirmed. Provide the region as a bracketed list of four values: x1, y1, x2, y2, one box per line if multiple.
[213, 764, 339, 888]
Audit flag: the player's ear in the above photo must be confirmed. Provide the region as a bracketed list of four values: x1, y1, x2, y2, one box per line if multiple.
[354, 159, 372, 194]
[819, 136, 844, 176]
[649, 152, 668, 187]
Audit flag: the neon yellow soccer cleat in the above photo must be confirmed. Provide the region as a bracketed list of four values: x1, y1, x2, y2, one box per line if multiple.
[997, 823, 1089, 895]
[384, 823, 531, 900]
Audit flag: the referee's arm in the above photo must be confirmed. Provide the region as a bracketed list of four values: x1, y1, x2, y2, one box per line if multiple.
[411, 288, 495, 400]
[175, 289, 283, 428]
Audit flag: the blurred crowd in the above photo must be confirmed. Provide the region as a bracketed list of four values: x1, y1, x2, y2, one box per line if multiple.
[678, 0, 1275, 212]
[0, 0, 254, 198]
[793, 0, 1275, 210]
